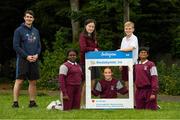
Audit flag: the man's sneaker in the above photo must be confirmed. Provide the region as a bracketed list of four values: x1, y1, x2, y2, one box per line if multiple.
[12, 101, 19, 108]
[29, 101, 38, 108]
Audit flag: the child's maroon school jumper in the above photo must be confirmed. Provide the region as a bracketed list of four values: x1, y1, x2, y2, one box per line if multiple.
[135, 60, 159, 110]
[92, 79, 128, 98]
[79, 33, 99, 65]
[59, 61, 83, 110]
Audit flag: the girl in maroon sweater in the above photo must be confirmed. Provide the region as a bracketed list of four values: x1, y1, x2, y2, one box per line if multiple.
[92, 67, 128, 98]
[79, 19, 100, 107]
[59, 49, 83, 110]
[134, 47, 159, 110]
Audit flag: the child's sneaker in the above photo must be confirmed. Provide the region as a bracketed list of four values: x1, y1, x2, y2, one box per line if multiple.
[54, 104, 63, 110]
[56, 100, 61, 105]
[80, 105, 85, 109]
[47, 101, 56, 110]
[157, 105, 161, 109]
[29, 101, 38, 108]
[12, 101, 19, 108]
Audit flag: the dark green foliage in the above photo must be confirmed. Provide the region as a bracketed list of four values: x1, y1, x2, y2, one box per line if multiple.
[32, 0, 71, 50]
[136, 0, 180, 58]
[172, 25, 180, 58]
[38, 28, 73, 89]
[157, 61, 180, 95]
[0, 58, 16, 81]
[98, 29, 114, 50]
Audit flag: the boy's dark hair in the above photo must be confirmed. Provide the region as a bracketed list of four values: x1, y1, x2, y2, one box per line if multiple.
[24, 10, 35, 17]
[139, 47, 149, 54]
[67, 49, 78, 56]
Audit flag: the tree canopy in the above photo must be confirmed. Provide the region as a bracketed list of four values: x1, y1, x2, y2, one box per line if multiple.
[0, 0, 179, 80]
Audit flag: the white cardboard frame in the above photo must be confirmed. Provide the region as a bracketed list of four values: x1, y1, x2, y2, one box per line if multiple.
[85, 51, 134, 109]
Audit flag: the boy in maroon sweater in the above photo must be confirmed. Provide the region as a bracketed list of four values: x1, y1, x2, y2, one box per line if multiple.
[92, 67, 128, 98]
[59, 49, 83, 110]
[134, 47, 159, 110]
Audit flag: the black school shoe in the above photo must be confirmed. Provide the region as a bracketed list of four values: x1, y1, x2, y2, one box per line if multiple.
[12, 101, 19, 108]
[29, 101, 38, 108]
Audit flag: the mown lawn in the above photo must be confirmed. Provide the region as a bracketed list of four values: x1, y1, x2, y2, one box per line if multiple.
[0, 91, 180, 119]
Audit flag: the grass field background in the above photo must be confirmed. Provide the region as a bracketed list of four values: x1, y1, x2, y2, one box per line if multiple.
[0, 90, 180, 119]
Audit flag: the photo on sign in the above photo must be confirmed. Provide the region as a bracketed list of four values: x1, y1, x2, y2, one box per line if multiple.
[90, 66, 129, 99]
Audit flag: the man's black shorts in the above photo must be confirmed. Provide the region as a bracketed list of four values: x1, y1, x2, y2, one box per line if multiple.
[16, 57, 40, 80]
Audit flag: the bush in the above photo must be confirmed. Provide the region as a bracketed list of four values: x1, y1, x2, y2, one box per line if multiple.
[157, 60, 180, 95]
[172, 25, 180, 58]
[38, 27, 74, 90]
[98, 29, 116, 51]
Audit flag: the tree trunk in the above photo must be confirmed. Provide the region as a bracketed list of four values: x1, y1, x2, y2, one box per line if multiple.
[123, 0, 129, 23]
[70, 0, 79, 42]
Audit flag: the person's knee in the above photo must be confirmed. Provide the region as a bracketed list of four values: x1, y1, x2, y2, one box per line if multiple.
[15, 79, 24, 86]
[29, 80, 37, 86]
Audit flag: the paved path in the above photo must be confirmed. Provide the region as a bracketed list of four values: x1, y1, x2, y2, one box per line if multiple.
[158, 95, 180, 102]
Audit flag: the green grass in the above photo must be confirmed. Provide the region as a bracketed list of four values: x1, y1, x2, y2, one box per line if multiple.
[0, 92, 180, 119]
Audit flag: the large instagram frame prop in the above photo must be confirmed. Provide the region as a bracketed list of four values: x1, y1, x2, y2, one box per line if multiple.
[85, 51, 134, 109]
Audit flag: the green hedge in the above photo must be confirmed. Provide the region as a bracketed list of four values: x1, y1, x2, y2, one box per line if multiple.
[38, 28, 71, 90]
[157, 61, 180, 95]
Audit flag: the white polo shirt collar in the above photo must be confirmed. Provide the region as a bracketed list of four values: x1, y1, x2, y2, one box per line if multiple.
[67, 60, 77, 65]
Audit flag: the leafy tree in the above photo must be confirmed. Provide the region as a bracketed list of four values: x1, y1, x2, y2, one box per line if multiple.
[70, 0, 80, 42]
[38, 27, 70, 89]
[172, 25, 180, 58]
[32, 0, 71, 51]
[123, 0, 130, 22]
[135, 0, 180, 59]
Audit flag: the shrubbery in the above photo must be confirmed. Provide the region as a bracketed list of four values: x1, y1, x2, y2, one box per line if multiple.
[157, 61, 180, 95]
[38, 27, 78, 90]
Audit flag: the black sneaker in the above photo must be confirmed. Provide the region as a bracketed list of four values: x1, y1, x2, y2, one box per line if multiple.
[29, 101, 38, 108]
[12, 101, 19, 108]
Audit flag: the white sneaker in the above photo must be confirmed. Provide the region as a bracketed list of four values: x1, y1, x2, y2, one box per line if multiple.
[56, 100, 62, 105]
[47, 101, 56, 110]
[55, 104, 63, 110]
[157, 105, 161, 109]
[81, 105, 85, 109]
